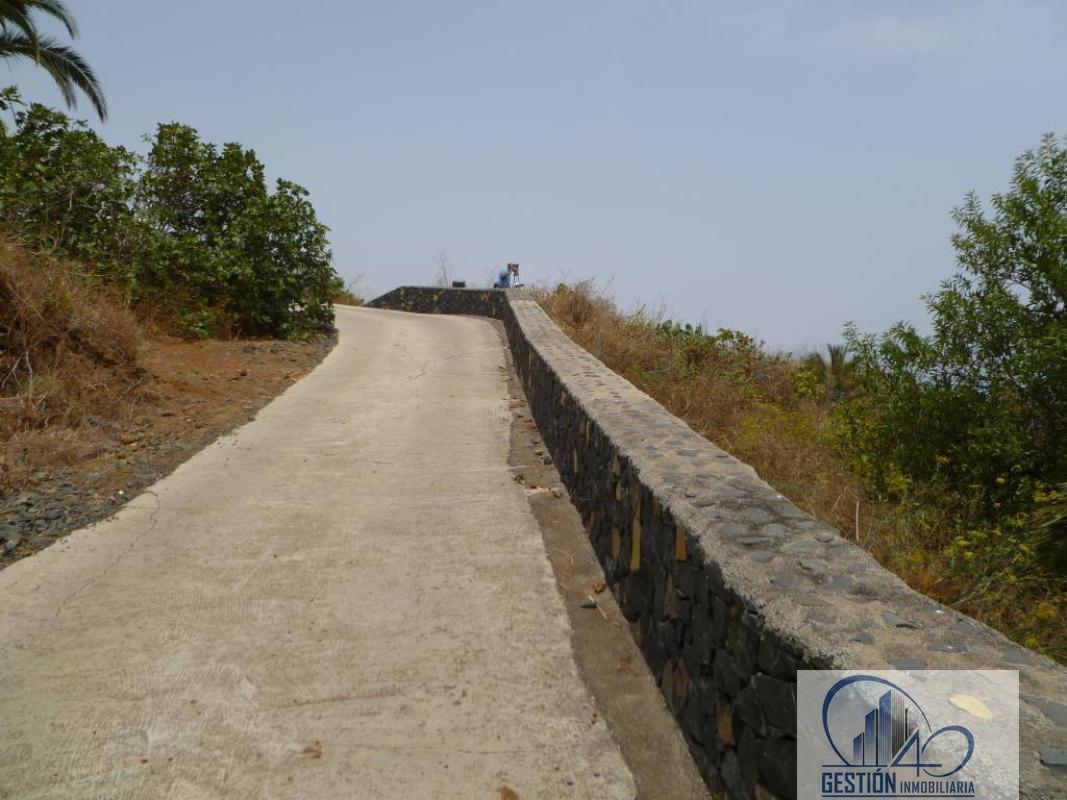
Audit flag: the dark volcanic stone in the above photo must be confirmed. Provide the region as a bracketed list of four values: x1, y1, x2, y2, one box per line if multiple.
[739, 536, 773, 548]
[882, 612, 920, 629]
[741, 508, 773, 524]
[738, 726, 758, 788]
[1024, 697, 1067, 728]
[887, 656, 928, 670]
[757, 738, 796, 799]
[729, 611, 760, 676]
[710, 596, 728, 647]
[1039, 746, 1067, 770]
[752, 674, 796, 736]
[760, 523, 786, 538]
[757, 638, 798, 680]
[828, 575, 853, 591]
[718, 523, 749, 538]
[1004, 648, 1032, 665]
[721, 751, 748, 800]
[713, 649, 742, 694]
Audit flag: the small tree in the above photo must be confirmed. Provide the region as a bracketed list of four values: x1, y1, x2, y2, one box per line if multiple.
[842, 134, 1067, 570]
[433, 249, 453, 287]
[135, 124, 335, 337]
[0, 96, 140, 273]
[802, 343, 854, 401]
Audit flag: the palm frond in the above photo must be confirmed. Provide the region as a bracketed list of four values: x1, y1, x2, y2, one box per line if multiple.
[0, 2, 39, 43]
[0, 30, 106, 119]
[3, 1, 76, 37]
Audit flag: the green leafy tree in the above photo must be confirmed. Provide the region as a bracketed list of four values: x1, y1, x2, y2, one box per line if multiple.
[0, 95, 139, 271]
[136, 123, 335, 337]
[0, 97, 338, 339]
[842, 134, 1067, 569]
[0, 1, 106, 120]
[135, 124, 268, 322]
[137, 125, 268, 242]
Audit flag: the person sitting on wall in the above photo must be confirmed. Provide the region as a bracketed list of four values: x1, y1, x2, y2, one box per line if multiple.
[494, 262, 520, 288]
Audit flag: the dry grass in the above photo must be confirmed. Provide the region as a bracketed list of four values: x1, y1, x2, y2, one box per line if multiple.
[0, 241, 147, 487]
[535, 280, 1066, 662]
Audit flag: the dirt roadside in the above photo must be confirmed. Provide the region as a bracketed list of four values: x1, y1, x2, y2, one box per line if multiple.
[0, 334, 334, 569]
[496, 321, 711, 800]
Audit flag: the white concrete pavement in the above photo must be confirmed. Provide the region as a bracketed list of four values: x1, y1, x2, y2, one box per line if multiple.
[0, 306, 636, 800]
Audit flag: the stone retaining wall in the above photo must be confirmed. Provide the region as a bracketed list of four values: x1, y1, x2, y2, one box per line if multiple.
[367, 287, 1067, 800]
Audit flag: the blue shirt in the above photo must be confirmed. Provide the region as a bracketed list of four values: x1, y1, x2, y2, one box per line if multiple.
[494, 267, 513, 288]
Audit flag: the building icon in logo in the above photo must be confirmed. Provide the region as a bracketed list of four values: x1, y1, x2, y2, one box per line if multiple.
[850, 688, 918, 766]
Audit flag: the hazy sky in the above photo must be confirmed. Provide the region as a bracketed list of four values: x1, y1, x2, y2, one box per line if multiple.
[12, 1, 1067, 349]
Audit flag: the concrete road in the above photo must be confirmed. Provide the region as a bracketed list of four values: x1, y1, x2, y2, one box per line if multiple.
[0, 307, 636, 800]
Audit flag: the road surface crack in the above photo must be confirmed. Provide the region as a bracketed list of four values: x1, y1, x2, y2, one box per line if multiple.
[54, 490, 161, 618]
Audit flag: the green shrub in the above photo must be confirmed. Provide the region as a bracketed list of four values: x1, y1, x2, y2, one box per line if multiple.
[0, 100, 143, 278]
[840, 134, 1067, 577]
[0, 90, 338, 338]
[135, 124, 335, 337]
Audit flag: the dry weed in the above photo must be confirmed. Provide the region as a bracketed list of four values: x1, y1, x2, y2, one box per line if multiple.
[534, 281, 1065, 661]
[0, 241, 146, 487]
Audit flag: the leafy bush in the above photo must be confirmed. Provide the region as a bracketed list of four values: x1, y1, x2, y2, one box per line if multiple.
[0, 99, 143, 275]
[135, 124, 336, 336]
[841, 135, 1067, 574]
[0, 90, 338, 338]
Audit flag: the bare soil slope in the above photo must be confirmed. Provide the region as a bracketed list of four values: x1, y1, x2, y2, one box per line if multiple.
[0, 243, 333, 567]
